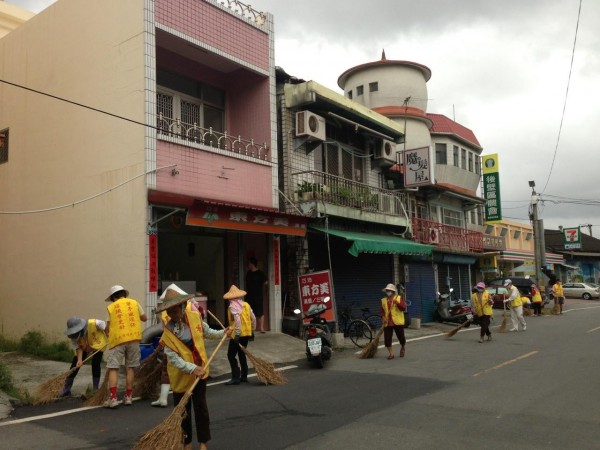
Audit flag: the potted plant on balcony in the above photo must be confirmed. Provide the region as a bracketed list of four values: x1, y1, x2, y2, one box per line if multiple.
[296, 181, 324, 201]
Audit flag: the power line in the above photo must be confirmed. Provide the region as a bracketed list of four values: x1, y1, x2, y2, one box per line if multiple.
[541, 0, 583, 194]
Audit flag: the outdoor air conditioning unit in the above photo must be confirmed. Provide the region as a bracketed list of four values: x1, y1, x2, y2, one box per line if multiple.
[373, 139, 396, 167]
[295, 111, 325, 141]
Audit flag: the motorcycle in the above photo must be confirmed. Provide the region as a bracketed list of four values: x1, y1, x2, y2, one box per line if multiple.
[434, 288, 474, 325]
[295, 297, 332, 369]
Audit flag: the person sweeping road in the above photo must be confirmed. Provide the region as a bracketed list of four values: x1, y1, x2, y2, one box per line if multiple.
[380, 283, 407, 359]
[158, 288, 232, 450]
[61, 316, 108, 396]
[471, 282, 493, 343]
[503, 279, 526, 332]
[224, 285, 256, 385]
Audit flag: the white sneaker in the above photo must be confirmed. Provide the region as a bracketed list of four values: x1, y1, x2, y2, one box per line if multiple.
[509, 328, 518, 332]
[522, 326, 527, 331]
[151, 398, 167, 407]
[103, 397, 119, 409]
[123, 394, 133, 406]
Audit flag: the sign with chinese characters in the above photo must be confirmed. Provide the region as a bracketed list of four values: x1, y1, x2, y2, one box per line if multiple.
[403, 146, 434, 187]
[563, 227, 582, 250]
[273, 237, 280, 286]
[482, 154, 502, 222]
[148, 234, 158, 292]
[482, 235, 506, 250]
[297, 270, 335, 324]
[187, 203, 307, 236]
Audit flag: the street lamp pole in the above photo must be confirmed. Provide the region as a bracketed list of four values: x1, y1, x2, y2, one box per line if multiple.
[529, 181, 546, 287]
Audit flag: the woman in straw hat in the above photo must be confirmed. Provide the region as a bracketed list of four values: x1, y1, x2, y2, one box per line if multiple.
[158, 288, 232, 450]
[224, 285, 256, 385]
[380, 283, 407, 359]
[61, 316, 108, 396]
[471, 282, 493, 343]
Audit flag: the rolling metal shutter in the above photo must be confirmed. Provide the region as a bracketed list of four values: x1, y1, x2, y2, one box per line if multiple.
[405, 262, 437, 322]
[437, 263, 473, 301]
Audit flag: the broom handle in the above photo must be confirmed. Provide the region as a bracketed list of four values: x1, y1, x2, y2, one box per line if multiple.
[184, 332, 229, 394]
[207, 309, 226, 330]
[78, 345, 107, 365]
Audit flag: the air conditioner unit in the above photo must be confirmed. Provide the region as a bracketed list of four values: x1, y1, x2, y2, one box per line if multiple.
[373, 139, 396, 166]
[295, 111, 326, 141]
[427, 227, 442, 244]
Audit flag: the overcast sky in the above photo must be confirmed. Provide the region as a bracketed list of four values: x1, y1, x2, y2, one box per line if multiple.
[6, 0, 600, 235]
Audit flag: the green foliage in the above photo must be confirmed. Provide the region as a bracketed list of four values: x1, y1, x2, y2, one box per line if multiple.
[0, 331, 73, 363]
[296, 181, 324, 194]
[0, 362, 21, 399]
[0, 335, 19, 352]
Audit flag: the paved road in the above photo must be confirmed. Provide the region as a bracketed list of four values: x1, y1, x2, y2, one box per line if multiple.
[3, 299, 600, 449]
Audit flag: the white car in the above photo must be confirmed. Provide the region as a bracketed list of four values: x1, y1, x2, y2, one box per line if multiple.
[562, 282, 600, 300]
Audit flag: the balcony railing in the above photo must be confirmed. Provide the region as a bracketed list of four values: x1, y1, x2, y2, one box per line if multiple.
[157, 114, 270, 161]
[412, 217, 484, 252]
[291, 170, 409, 217]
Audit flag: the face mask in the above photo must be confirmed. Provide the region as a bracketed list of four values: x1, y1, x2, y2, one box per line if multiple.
[477, 289, 483, 293]
[386, 291, 393, 297]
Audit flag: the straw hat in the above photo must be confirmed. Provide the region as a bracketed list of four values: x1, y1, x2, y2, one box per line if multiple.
[382, 283, 397, 293]
[223, 285, 247, 300]
[156, 288, 194, 312]
[159, 283, 187, 303]
[105, 285, 129, 302]
[64, 316, 87, 336]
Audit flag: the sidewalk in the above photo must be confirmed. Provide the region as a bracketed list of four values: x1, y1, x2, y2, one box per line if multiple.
[0, 322, 453, 420]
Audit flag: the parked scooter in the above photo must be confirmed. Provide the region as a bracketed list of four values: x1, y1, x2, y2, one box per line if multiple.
[295, 297, 333, 369]
[434, 288, 474, 325]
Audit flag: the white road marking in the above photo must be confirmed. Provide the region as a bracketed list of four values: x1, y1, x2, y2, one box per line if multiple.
[586, 326, 600, 333]
[0, 365, 298, 427]
[473, 351, 538, 377]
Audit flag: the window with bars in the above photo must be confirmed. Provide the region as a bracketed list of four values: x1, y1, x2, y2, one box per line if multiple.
[320, 143, 365, 183]
[0, 128, 8, 164]
[443, 208, 463, 227]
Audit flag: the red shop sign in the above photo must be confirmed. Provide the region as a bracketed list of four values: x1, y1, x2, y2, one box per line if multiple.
[297, 270, 335, 324]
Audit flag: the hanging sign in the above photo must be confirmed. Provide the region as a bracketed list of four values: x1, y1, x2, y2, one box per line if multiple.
[482, 154, 502, 222]
[563, 227, 582, 250]
[297, 270, 335, 324]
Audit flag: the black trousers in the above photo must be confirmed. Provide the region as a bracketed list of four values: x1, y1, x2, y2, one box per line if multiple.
[172, 379, 210, 445]
[532, 303, 542, 315]
[383, 325, 406, 348]
[227, 336, 250, 380]
[479, 315, 491, 337]
[66, 350, 103, 380]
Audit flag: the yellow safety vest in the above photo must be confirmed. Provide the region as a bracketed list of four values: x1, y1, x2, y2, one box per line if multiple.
[107, 298, 143, 349]
[381, 294, 405, 326]
[532, 291, 543, 303]
[471, 291, 492, 317]
[228, 302, 253, 337]
[508, 286, 523, 308]
[553, 283, 564, 297]
[81, 319, 108, 351]
[161, 310, 210, 393]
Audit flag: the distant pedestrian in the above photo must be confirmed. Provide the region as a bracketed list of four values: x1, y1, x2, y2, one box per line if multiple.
[552, 280, 565, 314]
[224, 285, 256, 385]
[380, 283, 407, 359]
[245, 258, 268, 333]
[531, 284, 543, 316]
[61, 316, 107, 396]
[471, 282, 493, 343]
[503, 279, 526, 332]
[104, 285, 148, 408]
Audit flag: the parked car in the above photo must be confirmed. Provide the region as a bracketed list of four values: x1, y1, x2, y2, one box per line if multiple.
[487, 277, 534, 301]
[486, 286, 510, 309]
[562, 282, 600, 300]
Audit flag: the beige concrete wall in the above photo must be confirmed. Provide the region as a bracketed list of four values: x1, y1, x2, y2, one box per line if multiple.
[0, 0, 147, 340]
[0, 1, 35, 38]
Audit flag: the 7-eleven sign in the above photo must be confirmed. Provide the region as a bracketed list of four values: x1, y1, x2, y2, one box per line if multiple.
[563, 227, 582, 250]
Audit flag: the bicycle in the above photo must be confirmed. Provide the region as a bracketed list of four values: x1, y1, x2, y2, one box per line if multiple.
[336, 304, 374, 348]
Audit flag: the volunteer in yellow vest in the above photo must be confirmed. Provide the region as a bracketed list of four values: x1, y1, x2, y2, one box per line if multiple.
[158, 288, 230, 450]
[224, 285, 256, 385]
[552, 280, 565, 314]
[104, 284, 147, 409]
[61, 316, 108, 396]
[502, 279, 526, 332]
[471, 282, 494, 343]
[531, 284, 544, 316]
[380, 283, 407, 359]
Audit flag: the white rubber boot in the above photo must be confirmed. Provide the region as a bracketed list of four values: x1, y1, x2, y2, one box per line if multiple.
[151, 384, 170, 407]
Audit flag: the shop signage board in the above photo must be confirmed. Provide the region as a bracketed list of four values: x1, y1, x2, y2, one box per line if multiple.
[482, 154, 502, 222]
[148, 234, 158, 292]
[563, 227, 582, 249]
[297, 270, 335, 324]
[403, 146, 434, 187]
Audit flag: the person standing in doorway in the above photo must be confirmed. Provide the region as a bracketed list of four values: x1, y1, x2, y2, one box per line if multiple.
[245, 257, 268, 333]
[471, 282, 493, 343]
[380, 283, 407, 359]
[503, 279, 526, 332]
[103, 285, 147, 408]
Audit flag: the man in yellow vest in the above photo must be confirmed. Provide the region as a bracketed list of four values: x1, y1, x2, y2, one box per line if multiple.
[158, 288, 231, 450]
[552, 280, 565, 314]
[503, 279, 526, 332]
[381, 283, 407, 359]
[61, 316, 108, 396]
[224, 285, 256, 385]
[104, 284, 147, 408]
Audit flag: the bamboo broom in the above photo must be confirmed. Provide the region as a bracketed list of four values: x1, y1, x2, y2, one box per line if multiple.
[207, 310, 286, 385]
[498, 302, 509, 333]
[445, 319, 472, 339]
[132, 333, 229, 450]
[32, 348, 104, 405]
[358, 325, 384, 359]
[133, 345, 163, 399]
[84, 371, 109, 406]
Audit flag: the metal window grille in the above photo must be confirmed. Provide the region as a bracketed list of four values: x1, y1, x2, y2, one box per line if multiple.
[157, 93, 173, 135]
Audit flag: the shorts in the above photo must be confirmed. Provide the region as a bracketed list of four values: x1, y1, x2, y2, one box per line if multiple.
[105, 341, 141, 369]
[558, 296, 565, 305]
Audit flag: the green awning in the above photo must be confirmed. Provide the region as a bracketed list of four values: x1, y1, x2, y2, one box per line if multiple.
[311, 226, 433, 257]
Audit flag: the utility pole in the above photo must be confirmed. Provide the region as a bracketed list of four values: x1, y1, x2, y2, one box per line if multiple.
[581, 223, 593, 237]
[529, 180, 546, 287]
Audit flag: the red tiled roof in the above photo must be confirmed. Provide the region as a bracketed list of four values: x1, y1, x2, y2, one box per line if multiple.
[427, 113, 481, 149]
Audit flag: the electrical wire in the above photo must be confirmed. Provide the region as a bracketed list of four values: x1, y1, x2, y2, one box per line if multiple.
[540, 0, 583, 194]
[0, 164, 176, 215]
